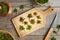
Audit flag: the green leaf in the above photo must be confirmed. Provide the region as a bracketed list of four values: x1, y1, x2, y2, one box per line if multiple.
[24, 21, 28, 25]
[37, 20, 41, 24]
[37, 16, 41, 19]
[27, 25, 32, 30]
[33, 12, 37, 16]
[53, 31, 57, 34]
[19, 25, 25, 30]
[30, 19, 35, 24]
[20, 17, 25, 22]
[28, 14, 33, 18]
[13, 8, 17, 14]
[51, 37, 56, 40]
[56, 25, 60, 30]
[19, 5, 24, 10]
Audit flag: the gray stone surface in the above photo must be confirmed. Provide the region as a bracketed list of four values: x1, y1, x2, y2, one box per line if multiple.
[0, 0, 60, 40]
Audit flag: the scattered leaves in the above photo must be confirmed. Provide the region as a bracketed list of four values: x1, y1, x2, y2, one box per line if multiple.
[27, 25, 32, 30]
[30, 19, 35, 24]
[19, 25, 25, 30]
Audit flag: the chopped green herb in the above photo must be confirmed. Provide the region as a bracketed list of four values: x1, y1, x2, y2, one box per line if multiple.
[27, 25, 32, 30]
[37, 16, 41, 19]
[20, 17, 25, 22]
[0, 3, 9, 14]
[56, 25, 60, 30]
[53, 31, 57, 34]
[19, 25, 25, 30]
[28, 14, 33, 18]
[51, 37, 56, 40]
[37, 20, 41, 24]
[30, 19, 35, 24]
[37, 0, 48, 4]
[19, 5, 24, 10]
[24, 21, 28, 25]
[13, 8, 17, 14]
[0, 32, 14, 40]
[33, 12, 37, 16]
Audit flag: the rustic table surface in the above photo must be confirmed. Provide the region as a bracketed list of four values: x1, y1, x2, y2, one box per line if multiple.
[0, 0, 60, 40]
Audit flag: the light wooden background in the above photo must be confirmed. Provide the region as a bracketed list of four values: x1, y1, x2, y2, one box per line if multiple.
[0, 0, 60, 40]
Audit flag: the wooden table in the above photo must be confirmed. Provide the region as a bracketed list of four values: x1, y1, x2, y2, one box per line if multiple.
[0, 0, 60, 40]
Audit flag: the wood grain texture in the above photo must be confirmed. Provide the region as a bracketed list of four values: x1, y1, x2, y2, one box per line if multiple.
[0, 0, 60, 40]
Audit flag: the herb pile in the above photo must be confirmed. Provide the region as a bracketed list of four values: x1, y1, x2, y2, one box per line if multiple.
[0, 32, 13, 40]
[51, 25, 60, 40]
[19, 12, 41, 30]
[0, 3, 9, 14]
[37, 0, 48, 4]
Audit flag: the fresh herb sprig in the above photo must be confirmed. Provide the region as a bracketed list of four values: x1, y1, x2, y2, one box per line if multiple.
[13, 8, 17, 14]
[24, 21, 28, 25]
[33, 12, 37, 16]
[30, 19, 35, 24]
[19, 17, 25, 23]
[19, 5, 24, 10]
[28, 14, 33, 18]
[27, 25, 32, 30]
[37, 20, 41, 24]
[19, 25, 25, 30]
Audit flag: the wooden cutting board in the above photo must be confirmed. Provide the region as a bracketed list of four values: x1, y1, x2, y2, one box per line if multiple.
[12, 6, 54, 37]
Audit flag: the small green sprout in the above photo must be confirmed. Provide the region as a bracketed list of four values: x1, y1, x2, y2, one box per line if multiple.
[30, 19, 35, 24]
[20, 17, 25, 22]
[13, 8, 17, 14]
[37, 20, 41, 24]
[33, 12, 37, 16]
[19, 25, 25, 30]
[37, 16, 41, 19]
[28, 14, 33, 18]
[19, 5, 24, 10]
[24, 21, 28, 25]
[27, 25, 32, 30]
